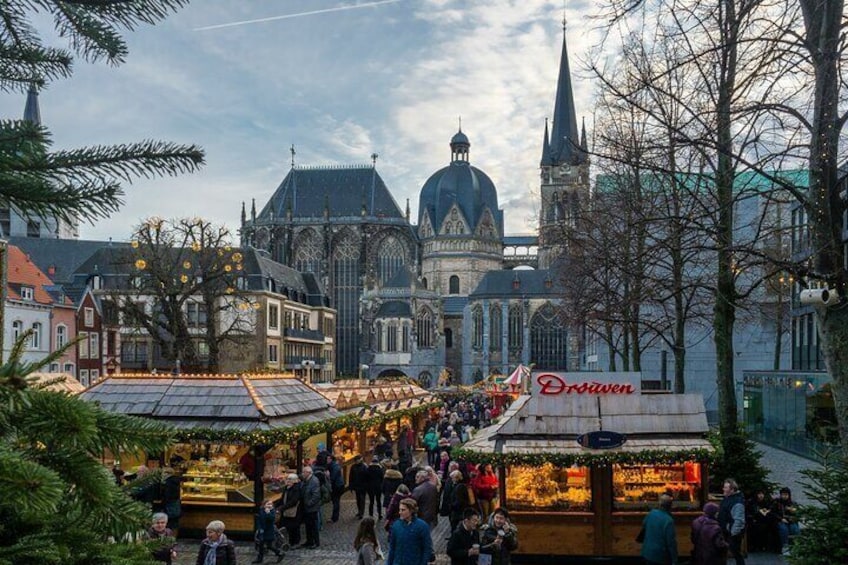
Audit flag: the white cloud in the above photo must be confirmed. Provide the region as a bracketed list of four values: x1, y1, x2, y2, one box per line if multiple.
[0, 0, 603, 241]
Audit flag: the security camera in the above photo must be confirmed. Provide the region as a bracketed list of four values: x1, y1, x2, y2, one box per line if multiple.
[799, 288, 840, 306]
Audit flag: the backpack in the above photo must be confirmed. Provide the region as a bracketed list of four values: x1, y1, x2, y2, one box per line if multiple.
[315, 472, 331, 503]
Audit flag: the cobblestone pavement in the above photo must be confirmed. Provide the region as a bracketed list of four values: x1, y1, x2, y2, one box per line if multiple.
[171, 444, 816, 564]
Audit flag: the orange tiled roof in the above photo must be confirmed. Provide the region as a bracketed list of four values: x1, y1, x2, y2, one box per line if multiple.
[6, 245, 67, 305]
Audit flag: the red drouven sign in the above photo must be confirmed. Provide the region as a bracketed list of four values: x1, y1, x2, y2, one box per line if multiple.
[537, 373, 635, 395]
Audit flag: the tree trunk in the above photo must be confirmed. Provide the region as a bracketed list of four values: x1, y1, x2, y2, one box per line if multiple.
[800, 0, 847, 455]
[713, 0, 741, 437]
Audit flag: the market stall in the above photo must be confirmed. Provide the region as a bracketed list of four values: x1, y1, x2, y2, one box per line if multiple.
[80, 373, 345, 537]
[455, 372, 714, 560]
[311, 379, 440, 473]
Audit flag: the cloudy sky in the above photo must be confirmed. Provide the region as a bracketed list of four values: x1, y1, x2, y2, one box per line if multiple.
[1, 0, 607, 242]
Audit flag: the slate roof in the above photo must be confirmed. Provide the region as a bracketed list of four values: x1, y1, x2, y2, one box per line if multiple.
[384, 268, 412, 289]
[469, 269, 560, 298]
[376, 300, 411, 318]
[257, 166, 404, 221]
[9, 237, 122, 285]
[442, 296, 468, 315]
[541, 29, 587, 167]
[503, 235, 538, 246]
[80, 374, 341, 431]
[418, 158, 504, 235]
[463, 392, 713, 456]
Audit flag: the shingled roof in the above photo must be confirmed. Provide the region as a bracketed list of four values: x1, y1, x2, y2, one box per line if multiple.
[80, 374, 341, 431]
[258, 165, 404, 221]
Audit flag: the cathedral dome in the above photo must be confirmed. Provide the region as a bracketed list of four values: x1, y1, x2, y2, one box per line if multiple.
[418, 130, 502, 236]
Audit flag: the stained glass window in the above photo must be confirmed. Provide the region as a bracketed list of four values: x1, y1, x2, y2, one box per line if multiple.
[508, 304, 523, 351]
[377, 236, 405, 285]
[333, 235, 361, 375]
[531, 303, 567, 370]
[490, 303, 502, 351]
[294, 229, 322, 275]
[416, 307, 433, 349]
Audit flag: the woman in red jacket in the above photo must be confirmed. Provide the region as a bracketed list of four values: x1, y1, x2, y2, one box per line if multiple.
[470, 464, 499, 520]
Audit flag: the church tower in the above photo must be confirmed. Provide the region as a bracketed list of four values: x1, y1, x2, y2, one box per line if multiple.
[538, 19, 589, 269]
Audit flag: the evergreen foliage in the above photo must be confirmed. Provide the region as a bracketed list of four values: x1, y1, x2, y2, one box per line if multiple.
[708, 427, 774, 495]
[0, 333, 174, 564]
[0, 0, 203, 226]
[788, 453, 848, 565]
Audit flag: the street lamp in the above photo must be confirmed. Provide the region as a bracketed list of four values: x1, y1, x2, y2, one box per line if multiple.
[301, 359, 316, 383]
[359, 364, 370, 382]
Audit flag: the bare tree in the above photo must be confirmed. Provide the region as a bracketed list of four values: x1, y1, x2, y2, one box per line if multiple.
[120, 217, 258, 372]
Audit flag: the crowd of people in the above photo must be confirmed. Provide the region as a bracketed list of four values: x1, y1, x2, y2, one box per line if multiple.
[637, 478, 802, 565]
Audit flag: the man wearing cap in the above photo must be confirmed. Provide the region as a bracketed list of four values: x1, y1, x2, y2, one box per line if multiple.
[691, 502, 728, 565]
[349, 454, 369, 519]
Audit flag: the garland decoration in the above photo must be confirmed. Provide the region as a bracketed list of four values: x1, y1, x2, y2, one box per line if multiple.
[451, 446, 715, 468]
[172, 402, 442, 445]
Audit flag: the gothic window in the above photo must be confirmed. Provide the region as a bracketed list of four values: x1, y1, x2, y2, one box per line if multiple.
[416, 307, 433, 349]
[471, 306, 483, 350]
[449, 275, 460, 294]
[402, 323, 410, 352]
[508, 304, 523, 351]
[421, 277, 428, 290]
[375, 321, 383, 352]
[333, 234, 361, 375]
[377, 236, 405, 285]
[294, 230, 322, 274]
[490, 303, 502, 351]
[418, 371, 433, 388]
[531, 303, 567, 370]
[444, 328, 453, 348]
[387, 321, 398, 352]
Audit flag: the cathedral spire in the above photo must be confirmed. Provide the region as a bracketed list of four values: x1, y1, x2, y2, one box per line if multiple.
[580, 116, 588, 152]
[241, 201, 246, 225]
[540, 118, 552, 166]
[23, 84, 41, 125]
[251, 198, 256, 221]
[548, 22, 584, 166]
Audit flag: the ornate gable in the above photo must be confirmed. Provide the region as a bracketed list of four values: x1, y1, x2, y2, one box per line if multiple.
[439, 204, 470, 236]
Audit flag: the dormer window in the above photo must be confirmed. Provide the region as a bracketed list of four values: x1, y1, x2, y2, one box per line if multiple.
[20, 286, 34, 300]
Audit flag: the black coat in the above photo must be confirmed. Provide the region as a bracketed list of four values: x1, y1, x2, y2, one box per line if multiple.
[381, 469, 404, 504]
[195, 536, 236, 565]
[365, 463, 385, 494]
[349, 462, 369, 493]
[446, 523, 481, 565]
[275, 483, 302, 527]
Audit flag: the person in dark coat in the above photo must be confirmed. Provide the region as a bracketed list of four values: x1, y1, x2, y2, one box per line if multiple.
[440, 469, 457, 520]
[639, 494, 678, 565]
[449, 471, 476, 534]
[366, 455, 386, 519]
[274, 473, 302, 547]
[411, 469, 439, 529]
[382, 463, 404, 514]
[349, 455, 369, 519]
[253, 500, 284, 563]
[162, 470, 182, 533]
[746, 490, 778, 552]
[299, 466, 322, 549]
[446, 507, 482, 565]
[691, 502, 728, 565]
[718, 478, 746, 565]
[773, 487, 800, 555]
[145, 512, 177, 564]
[479, 508, 518, 565]
[328, 454, 346, 523]
[195, 520, 236, 565]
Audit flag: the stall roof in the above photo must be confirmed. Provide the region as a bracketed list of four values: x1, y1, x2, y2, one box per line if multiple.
[80, 374, 341, 431]
[311, 379, 437, 411]
[28, 372, 86, 394]
[461, 393, 713, 459]
[491, 393, 709, 439]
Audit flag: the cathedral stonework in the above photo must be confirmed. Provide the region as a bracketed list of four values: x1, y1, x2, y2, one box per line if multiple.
[242, 24, 590, 384]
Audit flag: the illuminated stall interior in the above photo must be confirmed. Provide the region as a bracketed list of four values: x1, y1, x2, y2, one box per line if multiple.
[460, 393, 713, 558]
[80, 373, 343, 536]
[312, 379, 439, 465]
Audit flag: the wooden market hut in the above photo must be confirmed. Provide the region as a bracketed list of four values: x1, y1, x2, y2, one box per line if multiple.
[311, 379, 440, 468]
[457, 391, 714, 560]
[80, 373, 345, 535]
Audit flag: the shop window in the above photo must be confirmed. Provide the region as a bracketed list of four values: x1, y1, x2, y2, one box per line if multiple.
[612, 463, 702, 511]
[506, 463, 591, 512]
